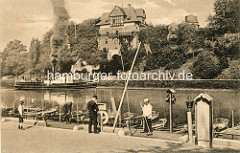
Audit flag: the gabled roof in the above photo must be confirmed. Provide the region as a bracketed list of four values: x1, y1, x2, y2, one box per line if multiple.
[97, 5, 146, 26]
[109, 6, 126, 17]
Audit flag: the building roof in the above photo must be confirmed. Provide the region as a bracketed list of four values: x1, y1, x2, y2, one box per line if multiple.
[185, 15, 198, 23]
[99, 12, 111, 25]
[109, 6, 126, 17]
[97, 5, 146, 26]
[135, 8, 146, 17]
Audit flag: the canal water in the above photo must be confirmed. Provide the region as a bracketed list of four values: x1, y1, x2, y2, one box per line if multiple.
[1, 87, 239, 126]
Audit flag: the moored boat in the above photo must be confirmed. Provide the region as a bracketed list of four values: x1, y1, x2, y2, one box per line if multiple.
[13, 81, 97, 90]
[107, 111, 160, 127]
[213, 118, 230, 132]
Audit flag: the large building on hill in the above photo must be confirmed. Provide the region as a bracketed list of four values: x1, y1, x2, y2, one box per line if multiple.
[97, 4, 147, 59]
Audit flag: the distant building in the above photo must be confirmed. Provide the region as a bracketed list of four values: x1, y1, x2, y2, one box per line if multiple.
[185, 14, 199, 29]
[71, 59, 100, 74]
[97, 4, 147, 60]
[167, 23, 178, 42]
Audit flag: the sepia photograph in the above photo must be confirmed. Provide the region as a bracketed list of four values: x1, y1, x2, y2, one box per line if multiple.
[0, 0, 239, 152]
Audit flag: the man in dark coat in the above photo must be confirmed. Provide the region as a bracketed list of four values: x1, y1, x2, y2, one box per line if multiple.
[87, 95, 99, 134]
[63, 101, 72, 124]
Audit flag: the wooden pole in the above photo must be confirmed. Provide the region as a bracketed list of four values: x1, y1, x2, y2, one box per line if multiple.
[169, 93, 172, 133]
[112, 42, 141, 132]
[122, 48, 131, 128]
[110, 97, 117, 116]
[101, 111, 103, 132]
[50, 92, 54, 108]
[119, 108, 122, 128]
[59, 104, 61, 122]
[119, 42, 129, 128]
[187, 111, 193, 143]
[119, 49, 125, 72]
[126, 91, 131, 129]
[26, 96, 29, 119]
[41, 96, 43, 111]
[77, 99, 79, 124]
[13, 98, 15, 114]
[119, 48, 124, 128]
[232, 110, 234, 128]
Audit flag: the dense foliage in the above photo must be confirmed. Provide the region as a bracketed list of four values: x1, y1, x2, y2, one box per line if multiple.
[1, 40, 28, 76]
[191, 51, 221, 79]
[208, 0, 240, 35]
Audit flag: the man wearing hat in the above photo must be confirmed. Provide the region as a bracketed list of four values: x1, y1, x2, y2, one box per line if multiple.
[87, 95, 99, 134]
[18, 100, 25, 130]
[142, 98, 153, 135]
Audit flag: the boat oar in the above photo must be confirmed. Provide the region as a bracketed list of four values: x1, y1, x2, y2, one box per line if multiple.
[139, 100, 151, 133]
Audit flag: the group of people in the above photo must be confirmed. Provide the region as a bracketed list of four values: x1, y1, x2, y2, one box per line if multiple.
[17, 95, 154, 135]
[86, 95, 154, 135]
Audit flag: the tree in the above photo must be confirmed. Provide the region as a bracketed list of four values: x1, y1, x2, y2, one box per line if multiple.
[191, 50, 221, 79]
[1, 40, 28, 76]
[139, 25, 168, 50]
[208, 0, 240, 35]
[68, 19, 102, 65]
[33, 30, 53, 75]
[139, 24, 190, 71]
[213, 35, 240, 60]
[218, 60, 240, 79]
[29, 38, 41, 69]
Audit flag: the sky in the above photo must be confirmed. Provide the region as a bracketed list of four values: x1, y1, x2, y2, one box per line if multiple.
[0, 0, 215, 52]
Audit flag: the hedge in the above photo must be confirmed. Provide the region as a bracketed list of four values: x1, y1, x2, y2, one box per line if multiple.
[98, 80, 240, 90]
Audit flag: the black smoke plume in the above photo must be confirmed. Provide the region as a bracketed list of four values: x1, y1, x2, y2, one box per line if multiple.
[50, 0, 70, 72]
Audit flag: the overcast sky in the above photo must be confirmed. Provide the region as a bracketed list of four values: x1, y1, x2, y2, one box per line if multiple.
[0, 0, 215, 52]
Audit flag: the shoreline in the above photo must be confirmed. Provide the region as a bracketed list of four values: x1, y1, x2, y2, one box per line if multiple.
[96, 86, 238, 92]
[97, 80, 240, 90]
[1, 79, 240, 90]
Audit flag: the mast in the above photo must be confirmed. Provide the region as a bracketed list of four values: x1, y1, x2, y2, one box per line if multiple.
[112, 42, 141, 132]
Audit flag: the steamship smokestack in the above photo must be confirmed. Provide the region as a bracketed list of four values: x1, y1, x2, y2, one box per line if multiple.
[50, 0, 70, 71]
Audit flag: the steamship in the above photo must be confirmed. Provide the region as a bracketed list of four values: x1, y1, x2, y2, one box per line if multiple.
[14, 82, 97, 90]
[14, 58, 99, 90]
[13, 78, 97, 90]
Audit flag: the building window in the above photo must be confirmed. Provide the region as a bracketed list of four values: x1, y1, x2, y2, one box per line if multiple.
[105, 39, 108, 44]
[111, 16, 123, 26]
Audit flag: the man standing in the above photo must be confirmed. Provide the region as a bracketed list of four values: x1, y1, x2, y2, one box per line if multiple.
[142, 98, 153, 135]
[63, 101, 73, 124]
[87, 95, 99, 134]
[18, 101, 25, 130]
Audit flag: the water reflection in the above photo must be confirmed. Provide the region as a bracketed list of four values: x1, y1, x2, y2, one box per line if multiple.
[1, 87, 239, 125]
